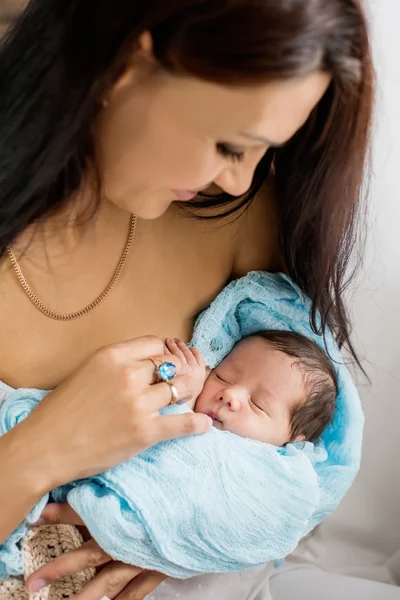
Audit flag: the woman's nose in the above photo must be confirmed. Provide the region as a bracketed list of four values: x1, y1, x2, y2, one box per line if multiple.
[213, 150, 265, 197]
[213, 164, 254, 198]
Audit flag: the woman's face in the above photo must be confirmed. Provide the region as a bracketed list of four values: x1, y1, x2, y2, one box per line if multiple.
[95, 56, 330, 219]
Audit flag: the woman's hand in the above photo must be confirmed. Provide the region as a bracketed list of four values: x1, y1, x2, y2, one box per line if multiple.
[23, 335, 212, 491]
[26, 504, 168, 600]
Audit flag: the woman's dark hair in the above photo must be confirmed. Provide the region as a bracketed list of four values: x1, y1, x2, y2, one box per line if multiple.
[0, 0, 373, 363]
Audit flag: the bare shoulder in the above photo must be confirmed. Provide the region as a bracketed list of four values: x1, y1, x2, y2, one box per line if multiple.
[167, 177, 285, 278]
[232, 176, 284, 278]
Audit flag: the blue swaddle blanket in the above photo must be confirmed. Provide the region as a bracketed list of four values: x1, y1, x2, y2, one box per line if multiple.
[0, 272, 364, 580]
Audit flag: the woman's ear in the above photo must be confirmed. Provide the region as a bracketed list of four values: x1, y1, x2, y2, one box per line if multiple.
[136, 31, 154, 56]
[101, 31, 156, 107]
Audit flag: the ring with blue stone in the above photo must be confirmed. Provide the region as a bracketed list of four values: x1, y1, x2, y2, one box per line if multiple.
[150, 358, 177, 383]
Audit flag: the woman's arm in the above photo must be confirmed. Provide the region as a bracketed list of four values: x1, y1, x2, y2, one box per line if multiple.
[0, 336, 211, 544]
[0, 421, 54, 542]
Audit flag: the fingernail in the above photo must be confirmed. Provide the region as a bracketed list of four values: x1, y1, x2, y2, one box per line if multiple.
[28, 579, 48, 592]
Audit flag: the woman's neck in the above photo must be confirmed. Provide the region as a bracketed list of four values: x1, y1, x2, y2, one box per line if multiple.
[7, 193, 130, 273]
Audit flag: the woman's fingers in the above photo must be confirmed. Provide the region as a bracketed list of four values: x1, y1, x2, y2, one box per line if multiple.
[30, 503, 85, 526]
[116, 570, 168, 600]
[139, 354, 182, 386]
[73, 562, 143, 600]
[155, 412, 212, 443]
[22, 336, 205, 487]
[26, 539, 111, 593]
[113, 336, 166, 362]
[146, 376, 190, 410]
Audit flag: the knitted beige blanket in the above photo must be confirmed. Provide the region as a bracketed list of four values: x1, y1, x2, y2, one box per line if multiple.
[0, 525, 95, 600]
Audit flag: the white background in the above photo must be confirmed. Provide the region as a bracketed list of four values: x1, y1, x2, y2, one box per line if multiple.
[308, 0, 400, 568]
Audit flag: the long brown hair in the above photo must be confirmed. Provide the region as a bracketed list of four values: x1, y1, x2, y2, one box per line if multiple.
[0, 0, 373, 362]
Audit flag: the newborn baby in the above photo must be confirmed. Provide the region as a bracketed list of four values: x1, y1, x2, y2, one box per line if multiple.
[167, 329, 338, 445]
[1, 272, 359, 583]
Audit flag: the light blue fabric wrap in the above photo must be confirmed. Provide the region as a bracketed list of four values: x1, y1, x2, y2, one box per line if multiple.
[0, 272, 363, 580]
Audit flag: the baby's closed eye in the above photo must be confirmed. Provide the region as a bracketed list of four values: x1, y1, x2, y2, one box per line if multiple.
[251, 398, 270, 417]
[215, 372, 231, 384]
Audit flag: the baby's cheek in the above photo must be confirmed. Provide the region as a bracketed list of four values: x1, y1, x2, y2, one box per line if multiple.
[193, 391, 208, 413]
[194, 381, 215, 412]
[273, 421, 292, 446]
[252, 415, 284, 445]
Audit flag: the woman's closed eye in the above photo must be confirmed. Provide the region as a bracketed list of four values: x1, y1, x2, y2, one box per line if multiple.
[216, 142, 245, 163]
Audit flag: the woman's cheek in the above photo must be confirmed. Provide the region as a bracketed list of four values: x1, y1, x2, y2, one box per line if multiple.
[168, 146, 221, 191]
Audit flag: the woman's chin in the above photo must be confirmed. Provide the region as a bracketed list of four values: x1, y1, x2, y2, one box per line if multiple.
[127, 199, 173, 220]
[136, 206, 172, 220]
[106, 190, 174, 220]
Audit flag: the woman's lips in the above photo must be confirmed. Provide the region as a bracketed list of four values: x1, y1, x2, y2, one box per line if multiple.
[172, 189, 200, 201]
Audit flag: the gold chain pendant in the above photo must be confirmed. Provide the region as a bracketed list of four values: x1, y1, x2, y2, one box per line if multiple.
[6, 214, 137, 321]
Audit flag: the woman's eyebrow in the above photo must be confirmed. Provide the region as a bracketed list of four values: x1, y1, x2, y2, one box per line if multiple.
[238, 132, 283, 147]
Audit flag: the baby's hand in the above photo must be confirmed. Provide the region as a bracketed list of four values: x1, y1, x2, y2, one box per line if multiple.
[165, 338, 206, 402]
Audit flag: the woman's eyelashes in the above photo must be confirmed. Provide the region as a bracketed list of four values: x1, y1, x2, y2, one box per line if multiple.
[216, 142, 245, 163]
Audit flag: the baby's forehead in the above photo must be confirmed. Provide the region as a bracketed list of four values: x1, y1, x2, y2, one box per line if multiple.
[224, 336, 287, 368]
[226, 336, 305, 380]
[231, 336, 280, 358]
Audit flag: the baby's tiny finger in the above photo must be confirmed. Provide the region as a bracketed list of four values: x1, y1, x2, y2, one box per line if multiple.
[165, 338, 175, 352]
[190, 346, 206, 366]
[175, 339, 196, 364]
[166, 338, 187, 363]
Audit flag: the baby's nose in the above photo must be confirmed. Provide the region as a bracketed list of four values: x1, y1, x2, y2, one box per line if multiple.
[219, 386, 247, 411]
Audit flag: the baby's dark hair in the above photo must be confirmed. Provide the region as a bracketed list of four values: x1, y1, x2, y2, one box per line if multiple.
[254, 330, 338, 444]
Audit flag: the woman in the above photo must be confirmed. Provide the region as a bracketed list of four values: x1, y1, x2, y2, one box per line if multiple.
[0, 0, 375, 598]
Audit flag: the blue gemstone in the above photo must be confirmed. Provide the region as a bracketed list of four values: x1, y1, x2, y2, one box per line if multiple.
[158, 362, 176, 381]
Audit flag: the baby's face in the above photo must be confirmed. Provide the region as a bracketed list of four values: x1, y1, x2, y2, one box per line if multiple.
[195, 337, 305, 445]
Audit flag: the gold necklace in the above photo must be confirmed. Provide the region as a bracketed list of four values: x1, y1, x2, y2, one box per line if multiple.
[6, 214, 137, 321]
